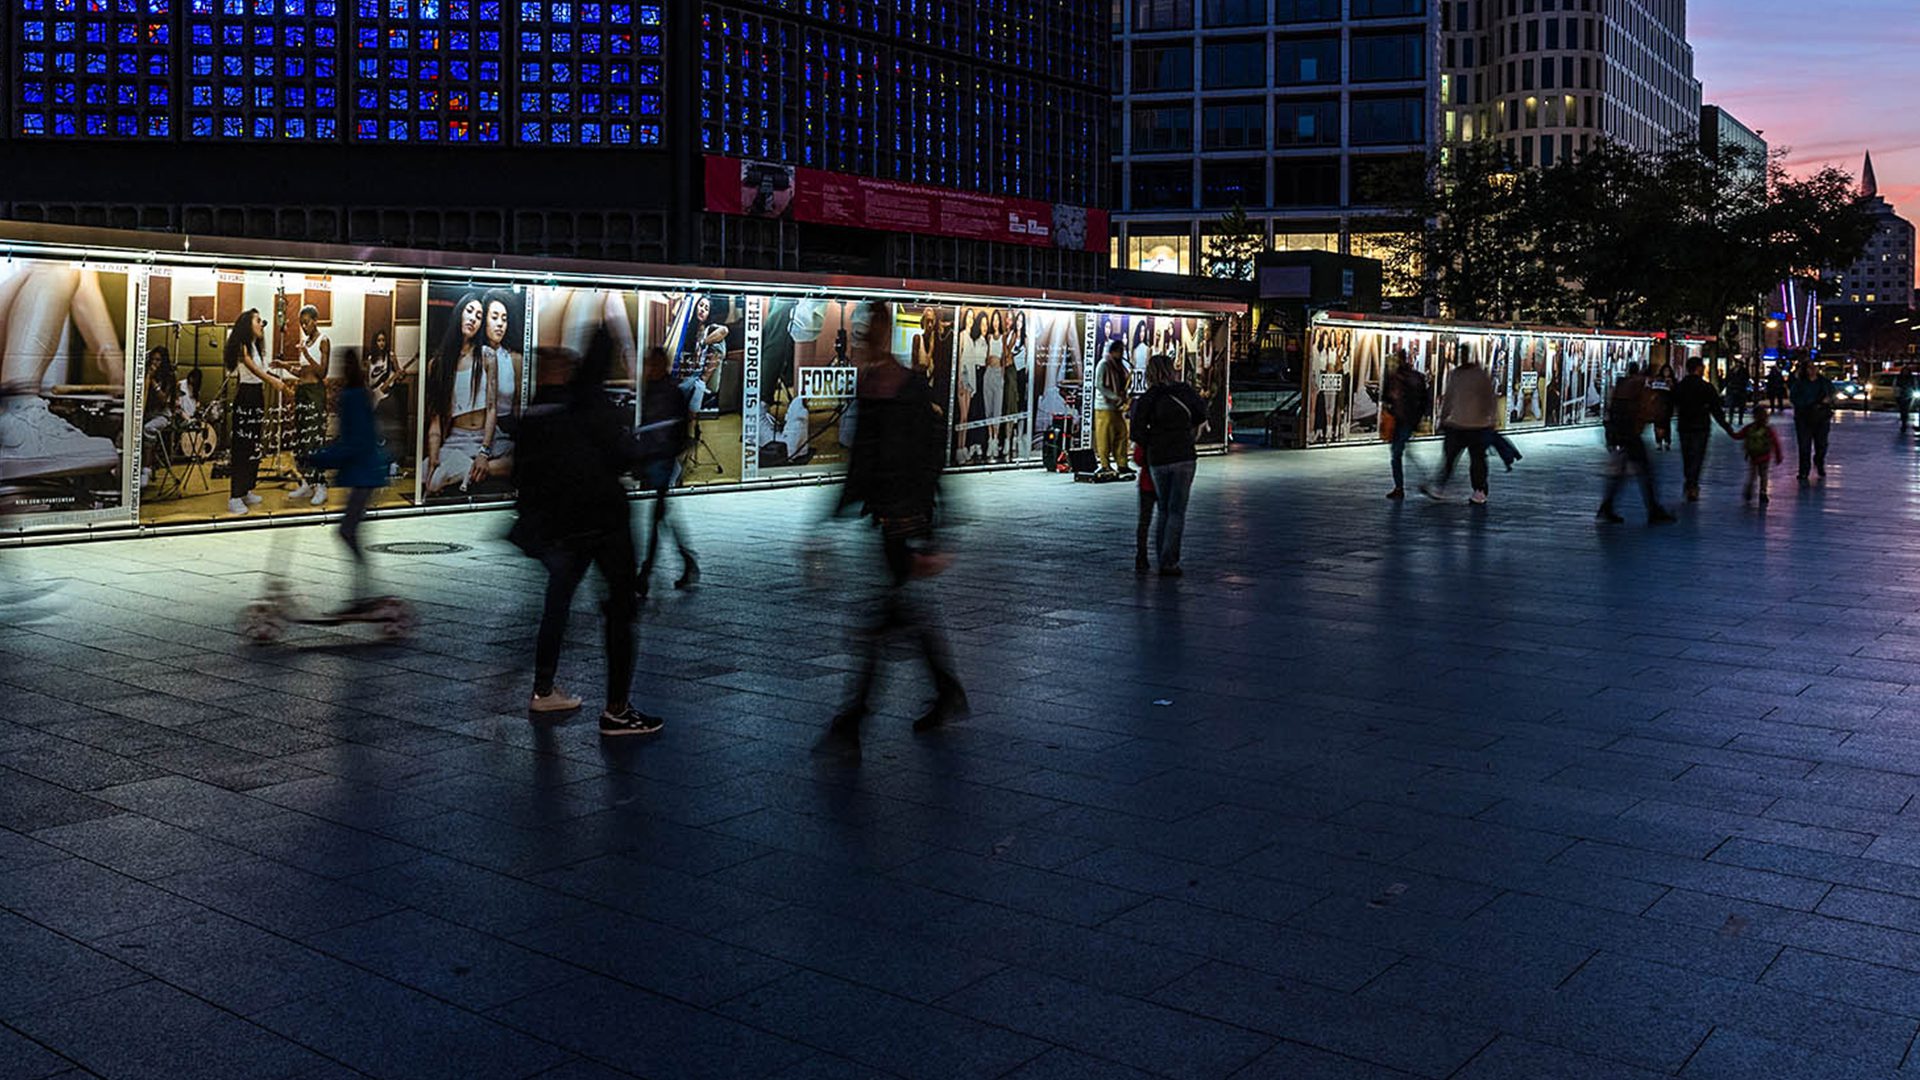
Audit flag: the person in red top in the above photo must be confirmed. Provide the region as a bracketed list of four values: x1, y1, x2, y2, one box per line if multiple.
[1730, 403, 1785, 506]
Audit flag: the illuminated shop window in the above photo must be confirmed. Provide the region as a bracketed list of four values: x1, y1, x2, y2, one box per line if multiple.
[13, 0, 173, 139]
[350, 0, 505, 142]
[185, 0, 340, 139]
[514, 0, 663, 145]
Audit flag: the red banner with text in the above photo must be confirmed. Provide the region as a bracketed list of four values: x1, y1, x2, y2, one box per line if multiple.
[704, 156, 1108, 254]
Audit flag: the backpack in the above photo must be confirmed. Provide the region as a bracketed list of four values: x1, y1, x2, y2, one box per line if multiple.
[1742, 425, 1770, 459]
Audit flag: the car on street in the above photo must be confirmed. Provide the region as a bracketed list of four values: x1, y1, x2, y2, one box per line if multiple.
[1834, 377, 1872, 409]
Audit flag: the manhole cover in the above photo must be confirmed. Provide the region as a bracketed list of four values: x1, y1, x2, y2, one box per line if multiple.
[367, 541, 472, 556]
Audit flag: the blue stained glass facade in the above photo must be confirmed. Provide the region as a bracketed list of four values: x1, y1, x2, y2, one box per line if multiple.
[185, 0, 340, 139]
[350, 0, 506, 142]
[513, 1, 663, 145]
[13, 0, 174, 138]
[700, 1, 1105, 207]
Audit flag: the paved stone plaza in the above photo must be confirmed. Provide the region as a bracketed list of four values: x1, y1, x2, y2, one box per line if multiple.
[6, 411, 1920, 1079]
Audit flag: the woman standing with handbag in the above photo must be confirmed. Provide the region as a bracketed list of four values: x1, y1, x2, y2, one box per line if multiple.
[1130, 354, 1208, 577]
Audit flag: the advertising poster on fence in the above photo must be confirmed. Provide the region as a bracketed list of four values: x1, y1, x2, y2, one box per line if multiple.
[1026, 309, 1084, 457]
[421, 283, 530, 505]
[641, 290, 745, 486]
[951, 304, 1034, 466]
[0, 259, 135, 531]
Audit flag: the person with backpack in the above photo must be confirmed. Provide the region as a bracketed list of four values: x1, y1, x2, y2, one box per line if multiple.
[1130, 353, 1208, 576]
[1596, 362, 1677, 525]
[1382, 349, 1429, 500]
[634, 345, 698, 597]
[1731, 404, 1784, 505]
[512, 330, 661, 737]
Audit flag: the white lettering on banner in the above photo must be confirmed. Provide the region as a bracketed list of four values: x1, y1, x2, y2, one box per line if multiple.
[1317, 372, 1344, 392]
[128, 275, 148, 521]
[743, 297, 761, 478]
[1519, 371, 1540, 393]
[1079, 312, 1096, 449]
[796, 365, 858, 401]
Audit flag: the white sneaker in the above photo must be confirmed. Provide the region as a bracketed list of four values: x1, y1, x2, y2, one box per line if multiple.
[310, 483, 328, 506]
[287, 483, 313, 500]
[0, 396, 119, 480]
[243, 492, 263, 506]
[227, 497, 250, 516]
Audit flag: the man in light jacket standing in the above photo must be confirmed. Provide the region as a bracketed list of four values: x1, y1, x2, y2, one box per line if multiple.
[1421, 356, 1496, 505]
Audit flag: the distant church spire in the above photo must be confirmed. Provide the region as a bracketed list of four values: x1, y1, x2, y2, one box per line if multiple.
[1863, 151, 1879, 198]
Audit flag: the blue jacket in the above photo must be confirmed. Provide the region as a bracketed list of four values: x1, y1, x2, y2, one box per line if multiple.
[310, 386, 390, 489]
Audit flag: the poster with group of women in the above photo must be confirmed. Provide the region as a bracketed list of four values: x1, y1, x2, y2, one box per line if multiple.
[0, 252, 1232, 535]
[1306, 318, 1655, 447]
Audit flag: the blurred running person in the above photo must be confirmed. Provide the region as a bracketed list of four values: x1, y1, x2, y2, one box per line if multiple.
[635, 345, 699, 597]
[1421, 355, 1496, 505]
[1597, 363, 1676, 525]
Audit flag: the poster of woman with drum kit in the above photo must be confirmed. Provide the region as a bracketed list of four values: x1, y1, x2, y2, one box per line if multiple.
[637, 291, 744, 486]
[0, 259, 133, 528]
[138, 267, 267, 524]
[422, 283, 530, 505]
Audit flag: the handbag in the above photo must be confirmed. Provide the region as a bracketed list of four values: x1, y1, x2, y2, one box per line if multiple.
[1379, 410, 1397, 442]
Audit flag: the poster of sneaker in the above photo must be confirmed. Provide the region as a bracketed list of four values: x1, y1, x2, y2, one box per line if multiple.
[638, 290, 745, 486]
[421, 283, 532, 506]
[139, 271, 424, 525]
[0, 259, 134, 532]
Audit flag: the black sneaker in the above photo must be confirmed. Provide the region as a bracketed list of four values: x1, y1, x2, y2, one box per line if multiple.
[1595, 506, 1625, 524]
[1649, 507, 1677, 525]
[675, 559, 701, 590]
[599, 704, 663, 737]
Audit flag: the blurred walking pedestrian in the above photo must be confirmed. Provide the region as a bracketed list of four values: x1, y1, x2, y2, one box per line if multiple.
[1731, 404, 1784, 505]
[1382, 349, 1429, 500]
[1766, 365, 1787, 411]
[1673, 356, 1735, 502]
[1421, 354, 1495, 505]
[1788, 358, 1834, 484]
[1726, 362, 1751, 426]
[1897, 363, 1920, 431]
[1648, 359, 1677, 451]
[1131, 353, 1209, 575]
[1596, 362, 1676, 525]
[817, 302, 965, 756]
[635, 345, 699, 597]
[511, 331, 661, 736]
[307, 348, 389, 613]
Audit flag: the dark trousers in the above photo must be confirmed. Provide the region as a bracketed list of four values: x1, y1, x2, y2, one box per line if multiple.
[1135, 487, 1155, 561]
[1795, 415, 1830, 478]
[1437, 427, 1489, 493]
[339, 485, 375, 601]
[230, 383, 264, 499]
[1679, 427, 1710, 491]
[639, 459, 695, 582]
[844, 532, 958, 719]
[1389, 423, 1415, 489]
[533, 525, 638, 707]
[1728, 394, 1748, 425]
[1602, 432, 1660, 511]
[1903, 398, 1915, 430]
[1488, 429, 1520, 468]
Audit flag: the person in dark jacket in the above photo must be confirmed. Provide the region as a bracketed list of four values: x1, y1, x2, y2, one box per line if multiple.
[308, 347, 390, 613]
[1897, 364, 1920, 431]
[1725, 362, 1751, 426]
[1766, 365, 1788, 410]
[1672, 356, 1735, 501]
[817, 302, 964, 756]
[512, 330, 660, 736]
[1647, 360, 1677, 450]
[1130, 353, 1208, 576]
[1597, 363, 1676, 525]
[635, 345, 698, 596]
[1382, 349, 1429, 500]
[1788, 358, 1834, 483]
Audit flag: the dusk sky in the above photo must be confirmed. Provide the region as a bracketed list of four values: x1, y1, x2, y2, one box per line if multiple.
[1691, 0, 1917, 286]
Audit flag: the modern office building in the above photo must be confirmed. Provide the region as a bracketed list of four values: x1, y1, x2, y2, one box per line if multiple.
[0, 1, 1110, 287]
[1822, 152, 1917, 359]
[1700, 104, 1764, 167]
[1112, 0, 1704, 277]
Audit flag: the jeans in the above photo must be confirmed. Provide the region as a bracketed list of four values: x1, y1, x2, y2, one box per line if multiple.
[1795, 415, 1830, 478]
[1389, 422, 1415, 490]
[1679, 427, 1710, 491]
[1437, 428, 1488, 493]
[339, 485, 375, 601]
[1148, 460, 1196, 568]
[533, 523, 638, 707]
[1601, 433, 1660, 511]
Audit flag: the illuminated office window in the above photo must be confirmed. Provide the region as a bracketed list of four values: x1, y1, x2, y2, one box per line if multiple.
[14, 0, 173, 138]
[514, 1, 663, 145]
[350, 0, 505, 142]
[185, 0, 340, 139]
